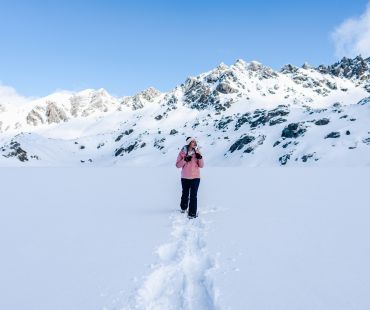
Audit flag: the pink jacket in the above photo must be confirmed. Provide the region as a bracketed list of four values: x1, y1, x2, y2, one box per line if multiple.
[175, 147, 204, 179]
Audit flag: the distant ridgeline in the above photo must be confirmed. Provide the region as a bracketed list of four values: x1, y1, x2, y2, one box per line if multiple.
[1, 55, 370, 166]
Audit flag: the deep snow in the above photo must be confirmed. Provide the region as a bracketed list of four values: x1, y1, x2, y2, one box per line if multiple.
[0, 168, 369, 310]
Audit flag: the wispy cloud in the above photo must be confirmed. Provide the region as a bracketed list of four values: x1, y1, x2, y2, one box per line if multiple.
[0, 83, 30, 106]
[332, 2, 370, 58]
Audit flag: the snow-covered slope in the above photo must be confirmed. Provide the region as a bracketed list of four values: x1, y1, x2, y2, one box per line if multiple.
[1, 55, 370, 166]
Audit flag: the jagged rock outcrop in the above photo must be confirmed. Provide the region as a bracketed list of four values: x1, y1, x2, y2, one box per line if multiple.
[317, 55, 370, 80]
[26, 108, 45, 126]
[325, 132, 340, 139]
[314, 118, 330, 126]
[281, 122, 307, 138]
[46, 101, 68, 124]
[127, 87, 162, 110]
[70, 89, 116, 117]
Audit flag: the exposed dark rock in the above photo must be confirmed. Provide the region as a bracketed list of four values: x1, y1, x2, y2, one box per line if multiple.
[268, 105, 290, 118]
[2, 141, 29, 162]
[216, 82, 238, 94]
[362, 137, 370, 145]
[182, 72, 241, 111]
[243, 147, 254, 153]
[234, 106, 290, 130]
[357, 97, 370, 105]
[154, 115, 163, 120]
[249, 109, 268, 128]
[306, 107, 328, 115]
[170, 129, 178, 135]
[183, 78, 212, 110]
[229, 135, 255, 153]
[314, 118, 330, 126]
[333, 102, 341, 108]
[281, 122, 307, 138]
[317, 55, 369, 80]
[215, 116, 233, 130]
[325, 132, 340, 139]
[154, 137, 166, 150]
[234, 112, 251, 130]
[301, 153, 317, 162]
[115, 141, 138, 156]
[280, 64, 299, 74]
[161, 94, 178, 109]
[346, 130, 350, 135]
[279, 153, 291, 165]
[269, 118, 287, 126]
[251, 106, 290, 128]
[115, 129, 134, 142]
[326, 81, 337, 90]
[223, 99, 234, 109]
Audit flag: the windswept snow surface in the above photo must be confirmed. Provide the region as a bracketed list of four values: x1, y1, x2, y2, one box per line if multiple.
[126, 211, 219, 310]
[0, 168, 369, 310]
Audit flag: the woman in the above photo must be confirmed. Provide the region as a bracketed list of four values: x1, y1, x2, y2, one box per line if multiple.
[175, 136, 204, 218]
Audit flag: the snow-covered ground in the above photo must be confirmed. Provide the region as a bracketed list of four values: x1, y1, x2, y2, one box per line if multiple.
[1, 168, 369, 310]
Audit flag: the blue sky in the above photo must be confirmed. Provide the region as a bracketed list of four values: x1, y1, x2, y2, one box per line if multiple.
[0, 0, 368, 97]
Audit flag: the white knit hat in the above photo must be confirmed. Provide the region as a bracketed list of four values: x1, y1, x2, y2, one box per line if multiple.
[186, 136, 196, 144]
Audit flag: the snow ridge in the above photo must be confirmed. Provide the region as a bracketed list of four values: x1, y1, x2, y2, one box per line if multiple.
[128, 210, 219, 310]
[2, 55, 370, 166]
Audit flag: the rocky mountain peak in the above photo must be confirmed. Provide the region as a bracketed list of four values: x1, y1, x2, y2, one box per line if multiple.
[139, 87, 162, 101]
[316, 55, 370, 80]
[127, 87, 162, 110]
[216, 62, 229, 71]
[301, 62, 312, 69]
[232, 59, 248, 71]
[280, 64, 299, 74]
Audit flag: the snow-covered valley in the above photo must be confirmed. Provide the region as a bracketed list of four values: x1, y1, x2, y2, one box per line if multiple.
[1, 168, 369, 310]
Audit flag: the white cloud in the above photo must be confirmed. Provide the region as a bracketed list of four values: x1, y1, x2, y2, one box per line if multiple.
[332, 2, 370, 58]
[0, 83, 31, 106]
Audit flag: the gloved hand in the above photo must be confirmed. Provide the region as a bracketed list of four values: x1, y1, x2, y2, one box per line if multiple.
[195, 153, 202, 159]
[184, 155, 192, 162]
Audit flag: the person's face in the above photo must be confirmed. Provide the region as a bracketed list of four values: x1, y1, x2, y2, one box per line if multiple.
[189, 140, 196, 148]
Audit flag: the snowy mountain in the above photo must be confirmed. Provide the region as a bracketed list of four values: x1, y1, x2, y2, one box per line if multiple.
[1, 55, 370, 166]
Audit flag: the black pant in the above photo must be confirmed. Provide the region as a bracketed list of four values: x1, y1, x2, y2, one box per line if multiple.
[180, 178, 200, 216]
